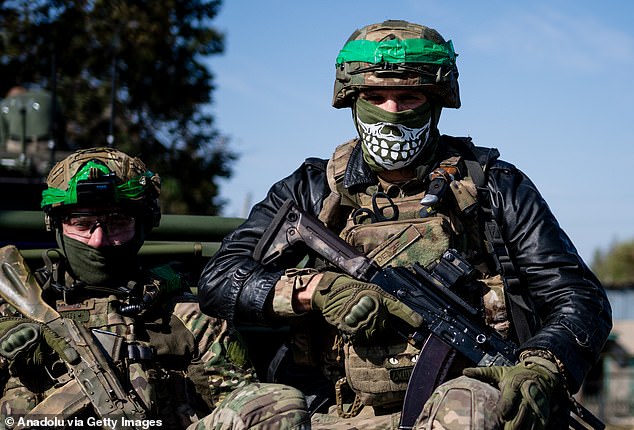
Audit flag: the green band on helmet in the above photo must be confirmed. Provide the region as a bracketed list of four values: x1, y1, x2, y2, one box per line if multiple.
[336, 38, 456, 67]
[41, 160, 154, 208]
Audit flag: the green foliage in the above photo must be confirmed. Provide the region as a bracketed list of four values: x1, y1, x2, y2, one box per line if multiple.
[592, 239, 634, 287]
[0, 0, 234, 215]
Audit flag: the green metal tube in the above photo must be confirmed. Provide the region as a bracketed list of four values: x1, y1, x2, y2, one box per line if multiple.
[0, 210, 46, 231]
[0, 211, 52, 244]
[17, 241, 221, 260]
[0, 210, 244, 244]
[150, 214, 245, 242]
[139, 241, 221, 257]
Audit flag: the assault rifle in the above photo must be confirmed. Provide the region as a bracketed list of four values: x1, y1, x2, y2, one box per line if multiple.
[253, 199, 604, 430]
[0, 245, 146, 430]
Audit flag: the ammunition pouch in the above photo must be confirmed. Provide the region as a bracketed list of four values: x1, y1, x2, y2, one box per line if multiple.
[340, 216, 453, 269]
[343, 340, 419, 408]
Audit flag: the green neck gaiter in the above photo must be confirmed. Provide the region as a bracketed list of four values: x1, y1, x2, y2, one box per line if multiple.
[354, 97, 440, 171]
[58, 233, 142, 288]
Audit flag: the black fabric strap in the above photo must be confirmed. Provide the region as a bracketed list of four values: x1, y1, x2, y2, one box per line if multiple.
[481, 215, 534, 344]
[464, 153, 534, 344]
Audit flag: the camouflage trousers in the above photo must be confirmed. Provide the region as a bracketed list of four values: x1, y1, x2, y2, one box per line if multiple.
[188, 383, 310, 430]
[0, 381, 39, 430]
[192, 376, 503, 430]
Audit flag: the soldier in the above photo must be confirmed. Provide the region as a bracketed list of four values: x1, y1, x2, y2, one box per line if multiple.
[0, 147, 257, 428]
[197, 20, 612, 429]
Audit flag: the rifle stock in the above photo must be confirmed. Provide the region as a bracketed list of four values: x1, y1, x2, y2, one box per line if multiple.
[254, 199, 605, 430]
[0, 245, 145, 429]
[0, 245, 60, 324]
[254, 199, 377, 280]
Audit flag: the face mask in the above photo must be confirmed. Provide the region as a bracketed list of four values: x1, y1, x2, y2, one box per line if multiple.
[58, 233, 142, 287]
[354, 97, 439, 171]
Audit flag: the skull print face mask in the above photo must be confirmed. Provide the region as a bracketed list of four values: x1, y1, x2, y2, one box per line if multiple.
[354, 97, 439, 171]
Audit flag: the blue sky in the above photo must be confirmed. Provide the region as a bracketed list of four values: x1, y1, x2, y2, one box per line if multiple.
[207, 0, 634, 263]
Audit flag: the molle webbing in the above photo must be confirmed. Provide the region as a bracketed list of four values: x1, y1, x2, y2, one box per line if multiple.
[318, 139, 357, 228]
[318, 137, 531, 344]
[318, 139, 480, 246]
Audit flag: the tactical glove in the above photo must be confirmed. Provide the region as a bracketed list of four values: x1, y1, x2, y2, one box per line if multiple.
[311, 272, 423, 342]
[462, 353, 561, 430]
[0, 317, 78, 374]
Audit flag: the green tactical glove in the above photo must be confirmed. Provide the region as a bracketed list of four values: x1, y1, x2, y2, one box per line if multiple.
[462, 354, 562, 430]
[0, 317, 78, 374]
[311, 272, 423, 342]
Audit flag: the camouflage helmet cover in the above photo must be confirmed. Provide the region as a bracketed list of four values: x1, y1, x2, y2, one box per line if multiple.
[41, 147, 161, 229]
[333, 20, 460, 109]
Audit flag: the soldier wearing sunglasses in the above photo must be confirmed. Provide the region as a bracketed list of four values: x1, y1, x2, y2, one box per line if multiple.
[0, 147, 256, 428]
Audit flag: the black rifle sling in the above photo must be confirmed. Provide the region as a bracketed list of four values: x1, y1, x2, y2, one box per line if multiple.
[463, 156, 534, 344]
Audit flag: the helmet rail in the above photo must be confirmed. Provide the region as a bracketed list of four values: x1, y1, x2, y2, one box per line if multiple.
[41, 147, 161, 231]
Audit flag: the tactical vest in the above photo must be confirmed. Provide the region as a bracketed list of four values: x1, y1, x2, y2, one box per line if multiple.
[3, 264, 204, 427]
[317, 138, 510, 409]
[55, 294, 156, 415]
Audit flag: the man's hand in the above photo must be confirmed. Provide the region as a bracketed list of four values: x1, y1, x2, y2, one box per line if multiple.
[311, 272, 423, 342]
[463, 354, 561, 430]
[0, 317, 77, 373]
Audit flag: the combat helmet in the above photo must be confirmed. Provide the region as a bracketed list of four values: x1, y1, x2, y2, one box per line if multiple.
[41, 147, 161, 232]
[333, 20, 460, 109]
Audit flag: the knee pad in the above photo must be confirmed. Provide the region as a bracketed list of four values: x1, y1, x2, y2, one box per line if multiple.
[416, 375, 502, 430]
[196, 383, 310, 430]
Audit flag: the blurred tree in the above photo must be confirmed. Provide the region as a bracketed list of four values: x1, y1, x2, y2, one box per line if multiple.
[0, 0, 234, 215]
[592, 239, 634, 287]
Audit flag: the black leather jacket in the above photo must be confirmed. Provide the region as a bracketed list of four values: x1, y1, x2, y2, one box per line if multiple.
[198, 136, 612, 393]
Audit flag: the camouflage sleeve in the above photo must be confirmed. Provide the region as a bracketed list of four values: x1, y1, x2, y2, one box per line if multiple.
[171, 301, 257, 409]
[0, 303, 39, 421]
[0, 301, 22, 385]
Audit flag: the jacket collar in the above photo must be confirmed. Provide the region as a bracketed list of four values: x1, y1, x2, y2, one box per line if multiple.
[342, 138, 449, 190]
[342, 140, 378, 190]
